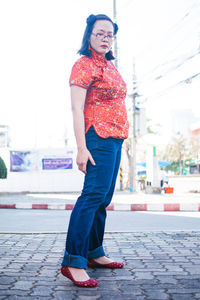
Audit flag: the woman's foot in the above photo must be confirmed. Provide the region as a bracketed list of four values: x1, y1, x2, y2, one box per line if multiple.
[61, 266, 98, 287]
[91, 256, 114, 264]
[67, 267, 90, 281]
[87, 256, 124, 268]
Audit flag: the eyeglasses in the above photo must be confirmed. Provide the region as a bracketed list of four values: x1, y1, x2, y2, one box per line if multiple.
[91, 32, 115, 41]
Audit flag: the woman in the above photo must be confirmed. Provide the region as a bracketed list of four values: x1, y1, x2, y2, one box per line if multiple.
[61, 14, 129, 288]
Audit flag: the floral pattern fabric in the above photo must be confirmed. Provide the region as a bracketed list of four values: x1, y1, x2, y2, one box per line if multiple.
[69, 49, 129, 139]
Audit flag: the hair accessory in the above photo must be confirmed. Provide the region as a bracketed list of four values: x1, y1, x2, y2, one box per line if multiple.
[88, 44, 91, 50]
[110, 50, 113, 56]
[86, 14, 96, 24]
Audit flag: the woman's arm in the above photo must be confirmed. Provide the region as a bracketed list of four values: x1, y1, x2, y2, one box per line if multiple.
[71, 85, 96, 174]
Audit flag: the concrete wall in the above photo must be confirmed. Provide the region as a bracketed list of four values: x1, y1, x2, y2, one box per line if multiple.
[0, 170, 85, 193]
[169, 175, 200, 193]
[0, 147, 84, 192]
[0, 147, 120, 193]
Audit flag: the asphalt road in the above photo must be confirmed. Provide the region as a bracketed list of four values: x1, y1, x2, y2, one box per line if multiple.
[0, 209, 200, 233]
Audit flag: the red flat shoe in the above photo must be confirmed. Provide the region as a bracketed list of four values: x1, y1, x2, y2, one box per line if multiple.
[61, 266, 98, 287]
[87, 259, 124, 269]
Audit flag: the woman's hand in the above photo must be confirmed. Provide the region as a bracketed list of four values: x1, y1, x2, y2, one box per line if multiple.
[76, 147, 96, 174]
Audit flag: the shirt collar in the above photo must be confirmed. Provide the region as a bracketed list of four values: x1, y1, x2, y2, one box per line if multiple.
[91, 49, 108, 68]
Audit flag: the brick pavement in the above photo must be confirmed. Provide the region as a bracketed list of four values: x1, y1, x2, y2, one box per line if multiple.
[0, 231, 200, 299]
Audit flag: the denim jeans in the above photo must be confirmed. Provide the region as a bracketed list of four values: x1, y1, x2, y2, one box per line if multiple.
[61, 126, 123, 269]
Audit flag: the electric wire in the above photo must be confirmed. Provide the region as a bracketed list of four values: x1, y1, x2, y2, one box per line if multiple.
[137, 4, 200, 84]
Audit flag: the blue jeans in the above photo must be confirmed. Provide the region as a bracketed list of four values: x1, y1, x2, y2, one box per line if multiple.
[61, 126, 123, 269]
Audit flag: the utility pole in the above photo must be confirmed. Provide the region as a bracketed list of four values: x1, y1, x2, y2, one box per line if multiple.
[132, 93, 137, 192]
[113, 0, 118, 69]
[113, 0, 123, 190]
[129, 62, 137, 192]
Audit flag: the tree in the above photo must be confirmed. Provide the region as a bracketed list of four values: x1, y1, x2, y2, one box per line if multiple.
[146, 118, 162, 135]
[161, 132, 190, 175]
[188, 135, 200, 163]
[0, 157, 7, 179]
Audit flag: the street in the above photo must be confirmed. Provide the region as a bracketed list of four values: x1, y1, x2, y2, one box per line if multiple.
[0, 209, 200, 233]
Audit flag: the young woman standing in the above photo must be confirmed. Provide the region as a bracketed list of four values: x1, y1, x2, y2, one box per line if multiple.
[61, 14, 129, 287]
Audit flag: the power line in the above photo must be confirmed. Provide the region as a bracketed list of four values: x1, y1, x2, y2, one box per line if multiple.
[134, 0, 200, 59]
[138, 48, 200, 86]
[137, 5, 200, 85]
[128, 1, 199, 82]
[154, 50, 200, 81]
[144, 71, 200, 102]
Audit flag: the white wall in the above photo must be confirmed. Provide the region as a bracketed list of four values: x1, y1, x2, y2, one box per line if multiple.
[0, 147, 84, 192]
[0, 170, 84, 193]
[0, 147, 120, 193]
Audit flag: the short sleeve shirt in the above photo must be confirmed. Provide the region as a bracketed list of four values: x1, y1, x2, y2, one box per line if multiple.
[69, 49, 129, 139]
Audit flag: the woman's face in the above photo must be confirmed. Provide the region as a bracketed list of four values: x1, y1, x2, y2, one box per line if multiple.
[89, 20, 114, 55]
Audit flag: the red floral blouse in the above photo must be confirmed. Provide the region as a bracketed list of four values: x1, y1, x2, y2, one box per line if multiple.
[69, 49, 129, 139]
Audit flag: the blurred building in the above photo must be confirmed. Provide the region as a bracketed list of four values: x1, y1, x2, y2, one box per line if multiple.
[191, 120, 200, 141]
[190, 120, 200, 157]
[0, 125, 10, 147]
[189, 120, 200, 174]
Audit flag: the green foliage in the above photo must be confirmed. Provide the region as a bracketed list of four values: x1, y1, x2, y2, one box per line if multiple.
[0, 157, 7, 179]
[160, 131, 199, 175]
[166, 161, 190, 175]
[146, 118, 162, 135]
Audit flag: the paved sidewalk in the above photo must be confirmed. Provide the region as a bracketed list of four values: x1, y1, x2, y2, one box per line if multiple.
[0, 191, 200, 211]
[1, 231, 200, 299]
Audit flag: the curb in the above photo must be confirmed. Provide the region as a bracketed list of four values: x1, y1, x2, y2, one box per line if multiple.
[0, 203, 200, 211]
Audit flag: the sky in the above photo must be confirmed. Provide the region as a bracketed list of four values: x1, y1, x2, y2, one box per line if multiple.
[0, 0, 199, 149]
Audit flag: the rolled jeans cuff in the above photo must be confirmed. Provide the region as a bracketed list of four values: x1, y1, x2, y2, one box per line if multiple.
[88, 246, 106, 259]
[61, 251, 88, 270]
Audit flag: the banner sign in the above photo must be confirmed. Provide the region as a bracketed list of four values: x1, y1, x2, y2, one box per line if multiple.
[10, 151, 38, 172]
[42, 158, 73, 170]
[10, 150, 74, 172]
